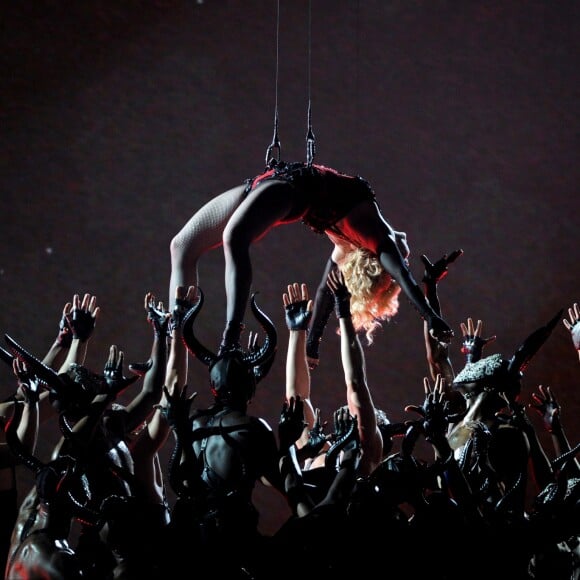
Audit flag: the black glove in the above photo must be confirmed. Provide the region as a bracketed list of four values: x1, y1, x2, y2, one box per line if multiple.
[420, 250, 463, 317]
[103, 346, 139, 398]
[70, 308, 96, 342]
[421, 250, 463, 287]
[157, 384, 195, 437]
[461, 333, 495, 364]
[278, 396, 307, 452]
[302, 409, 329, 459]
[285, 300, 312, 331]
[325, 407, 359, 472]
[147, 298, 170, 339]
[13, 359, 41, 404]
[327, 269, 351, 319]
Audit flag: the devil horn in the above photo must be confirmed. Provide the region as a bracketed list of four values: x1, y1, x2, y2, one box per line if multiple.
[244, 293, 277, 382]
[0, 345, 14, 367]
[5, 334, 63, 390]
[181, 288, 218, 367]
[507, 309, 563, 376]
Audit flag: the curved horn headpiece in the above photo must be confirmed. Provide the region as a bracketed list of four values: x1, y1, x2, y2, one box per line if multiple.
[181, 288, 218, 367]
[507, 309, 563, 377]
[5, 334, 62, 390]
[246, 292, 277, 382]
[182, 290, 277, 384]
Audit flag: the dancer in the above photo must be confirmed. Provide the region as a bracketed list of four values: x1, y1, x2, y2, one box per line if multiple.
[169, 160, 453, 373]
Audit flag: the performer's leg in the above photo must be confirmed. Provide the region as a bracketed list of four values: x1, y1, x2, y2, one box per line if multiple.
[169, 185, 247, 380]
[220, 181, 297, 352]
[169, 186, 247, 309]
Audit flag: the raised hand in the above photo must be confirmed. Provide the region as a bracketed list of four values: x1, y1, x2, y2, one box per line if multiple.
[326, 268, 351, 319]
[529, 384, 561, 434]
[495, 392, 531, 429]
[302, 408, 329, 459]
[145, 292, 171, 338]
[283, 283, 313, 331]
[426, 315, 454, 345]
[12, 358, 42, 404]
[55, 301, 73, 348]
[68, 293, 100, 342]
[405, 374, 450, 445]
[325, 407, 360, 471]
[421, 249, 463, 287]
[278, 396, 307, 452]
[332, 407, 359, 450]
[156, 382, 196, 434]
[459, 317, 496, 363]
[103, 345, 139, 398]
[420, 250, 463, 321]
[563, 303, 580, 356]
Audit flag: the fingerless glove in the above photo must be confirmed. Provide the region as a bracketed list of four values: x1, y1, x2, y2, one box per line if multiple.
[285, 300, 312, 331]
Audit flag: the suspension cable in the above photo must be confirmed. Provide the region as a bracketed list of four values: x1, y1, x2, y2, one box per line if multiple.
[265, 0, 281, 168]
[305, 0, 316, 166]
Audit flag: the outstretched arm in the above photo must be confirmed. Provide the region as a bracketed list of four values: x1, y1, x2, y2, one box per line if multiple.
[284, 282, 315, 446]
[420, 249, 463, 317]
[11, 359, 40, 455]
[30, 293, 100, 422]
[496, 394, 555, 492]
[165, 285, 197, 391]
[376, 235, 454, 344]
[57, 293, 100, 375]
[277, 396, 314, 516]
[318, 407, 361, 508]
[420, 250, 463, 388]
[306, 258, 336, 370]
[41, 300, 74, 370]
[406, 374, 484, 522]
[327, 268, 383, 475]
[529, 385, 580, 478]
[124, 293, 170, 432]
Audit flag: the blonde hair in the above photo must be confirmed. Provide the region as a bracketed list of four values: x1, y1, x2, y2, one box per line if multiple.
[340, 248, 401, 345]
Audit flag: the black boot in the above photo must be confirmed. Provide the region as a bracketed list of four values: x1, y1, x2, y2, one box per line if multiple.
[218, 320, 245, 356]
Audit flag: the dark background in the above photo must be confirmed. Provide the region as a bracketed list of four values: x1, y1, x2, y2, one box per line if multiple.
[1, 0, 578, 535]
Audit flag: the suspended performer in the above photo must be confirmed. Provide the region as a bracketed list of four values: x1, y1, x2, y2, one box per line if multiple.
[169, 159, 454, 369]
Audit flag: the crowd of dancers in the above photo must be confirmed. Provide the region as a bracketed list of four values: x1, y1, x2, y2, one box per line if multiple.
[0, 260, 577, 579]
[0, 159, 578, 579]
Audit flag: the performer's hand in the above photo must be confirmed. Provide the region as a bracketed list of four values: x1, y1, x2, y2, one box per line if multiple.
[283, 283, 313, 331]
[563, 303, 580, 357]
[326, 269, 351, 319]
[69, 293, 100, 342]
[421, 249, 463, 287]
[460, 317, 496, 363]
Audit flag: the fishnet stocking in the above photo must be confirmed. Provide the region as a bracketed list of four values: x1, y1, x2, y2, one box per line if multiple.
[169, 186, 247, 307]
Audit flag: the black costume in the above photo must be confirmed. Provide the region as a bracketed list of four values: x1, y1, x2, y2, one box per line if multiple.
[246, 161, 376, 238]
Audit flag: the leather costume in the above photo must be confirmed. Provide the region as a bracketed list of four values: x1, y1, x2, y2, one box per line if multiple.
[245, 161, 376, 236]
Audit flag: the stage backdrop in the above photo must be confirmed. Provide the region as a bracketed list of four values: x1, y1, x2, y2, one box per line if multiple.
[1, 0, 578, 535]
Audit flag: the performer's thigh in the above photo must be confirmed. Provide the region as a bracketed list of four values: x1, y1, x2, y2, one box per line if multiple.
[224, 181, 298, 244]
[174, 185, 248, 251]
